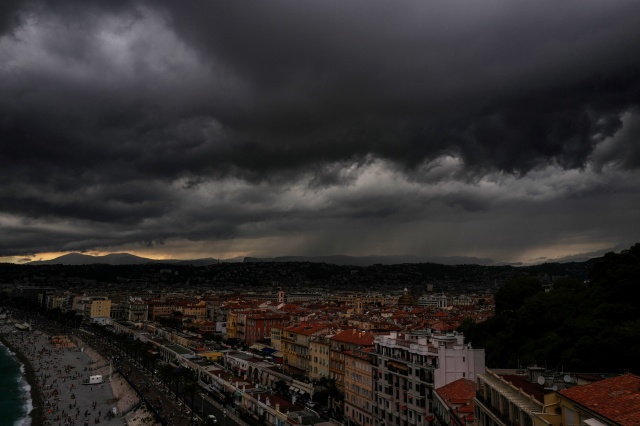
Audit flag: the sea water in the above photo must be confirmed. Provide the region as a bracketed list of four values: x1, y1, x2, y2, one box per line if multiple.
[0, 341, 32, 426]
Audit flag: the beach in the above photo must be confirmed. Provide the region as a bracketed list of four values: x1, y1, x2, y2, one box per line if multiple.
[0, 324, 158, 426]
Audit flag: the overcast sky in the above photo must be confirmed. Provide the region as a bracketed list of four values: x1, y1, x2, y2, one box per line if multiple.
[1, 0, 640, 265]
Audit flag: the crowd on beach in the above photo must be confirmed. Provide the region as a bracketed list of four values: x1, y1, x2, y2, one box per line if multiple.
[0, 319, 158, 426]
[0, 309, 204, 426]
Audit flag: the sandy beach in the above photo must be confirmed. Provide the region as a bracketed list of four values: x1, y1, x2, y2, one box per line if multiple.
[0, 324, 158, 426]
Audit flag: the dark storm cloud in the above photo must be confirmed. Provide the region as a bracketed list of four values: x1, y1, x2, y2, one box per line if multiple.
[0, 0, 23, 35]
[591, 112, 640, 171]
[2, 0, 640, 180]
[149, 0, 640, 174]
[1, 0, 640, 259]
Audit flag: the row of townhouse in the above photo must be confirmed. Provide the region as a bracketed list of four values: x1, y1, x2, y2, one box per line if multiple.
[39, 291, 153, 324]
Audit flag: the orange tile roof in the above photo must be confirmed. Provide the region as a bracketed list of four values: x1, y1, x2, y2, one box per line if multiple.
[329, 329, 375, 346]
[435, 378, 476, 408]
[559, 374, 640, 426]
[457, 405, 473, 413]
[284, 322, 328, 335]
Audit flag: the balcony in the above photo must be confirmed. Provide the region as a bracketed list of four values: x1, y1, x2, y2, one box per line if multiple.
[434, 410, 448, 426]
[474, 393, 512, 426]
[396, 340, 412, 348]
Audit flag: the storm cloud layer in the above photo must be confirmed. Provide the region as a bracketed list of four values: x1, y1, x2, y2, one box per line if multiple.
[1, 1, 640, 263]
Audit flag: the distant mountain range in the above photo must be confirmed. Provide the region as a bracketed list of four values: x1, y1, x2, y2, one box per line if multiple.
[28, 252, 501, 266]
[27, 252, 233, 266]
[243, 255, 499, 266]
[26, 249, 614, 267]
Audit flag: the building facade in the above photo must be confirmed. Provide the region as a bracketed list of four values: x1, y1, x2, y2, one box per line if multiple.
[374, 331, 485, 426]
[282, 323, 330, 376]
[309, 335, 332, 380]
[344, 348, 376, 426]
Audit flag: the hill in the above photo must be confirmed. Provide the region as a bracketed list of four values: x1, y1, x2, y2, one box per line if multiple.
[27, 252, 223, 266]
[459, 243, 640, 374]
[30, 252, 499, 267]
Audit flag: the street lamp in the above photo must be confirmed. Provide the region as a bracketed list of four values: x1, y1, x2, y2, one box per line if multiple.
[223, 409, 227, 426]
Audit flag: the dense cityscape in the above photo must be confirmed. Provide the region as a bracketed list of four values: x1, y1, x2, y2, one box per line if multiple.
[1, 246, 639, 426]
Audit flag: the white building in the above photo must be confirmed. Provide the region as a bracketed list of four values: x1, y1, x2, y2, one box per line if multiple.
[373, 331, 485, 426]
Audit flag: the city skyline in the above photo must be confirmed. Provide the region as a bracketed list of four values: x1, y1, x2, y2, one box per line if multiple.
[1, 1, 640, 265]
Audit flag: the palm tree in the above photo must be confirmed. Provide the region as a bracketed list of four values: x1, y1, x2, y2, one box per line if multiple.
[148, 352, 160, 379]
[182, 379, 200, 424]
[140, 350, 154, 374]
[158, 364, 175, 393]
[174, 367, 189, 401]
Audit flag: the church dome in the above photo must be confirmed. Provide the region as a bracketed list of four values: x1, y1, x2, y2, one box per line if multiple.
[398, 288, 414, 306]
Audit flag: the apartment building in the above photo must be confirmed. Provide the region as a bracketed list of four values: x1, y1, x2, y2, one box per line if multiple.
[72, 296, 112, 322]
[244, 313, 288, 345]
[431, 333, 484, 387]
[373, 331, 484, 426]
[282, 323, 330, 375]
[178, 300, 207, 321]
[271, 325, 283, 351]
[45, 293, 69, 311]
[344, 347, 376, 426]
[124, 300, 148, 322]
[227, 311, 239, 339]
[309, 335, 332, 380]
[330, 329, 376, 393]
[237, 311, 248, 341]
[147, 301, 176, 320]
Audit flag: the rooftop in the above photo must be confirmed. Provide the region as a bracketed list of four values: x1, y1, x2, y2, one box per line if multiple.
[559, 374, 640, 426]
[435, 378, 476, 408]
[500, 374, 545, 404]
[329, 329, 375, 346]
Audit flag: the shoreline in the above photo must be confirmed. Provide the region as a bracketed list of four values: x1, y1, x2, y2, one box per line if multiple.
[0, 333, 43, 426]
[0, 322, 158, 426]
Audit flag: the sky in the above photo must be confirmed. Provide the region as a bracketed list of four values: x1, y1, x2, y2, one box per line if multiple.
[1, 1, 640, 265]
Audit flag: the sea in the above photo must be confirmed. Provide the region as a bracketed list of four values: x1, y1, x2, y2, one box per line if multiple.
[0, 340, 32, 426]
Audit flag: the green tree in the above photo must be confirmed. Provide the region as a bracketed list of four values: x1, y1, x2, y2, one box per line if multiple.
[494, 276, 543, 314]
